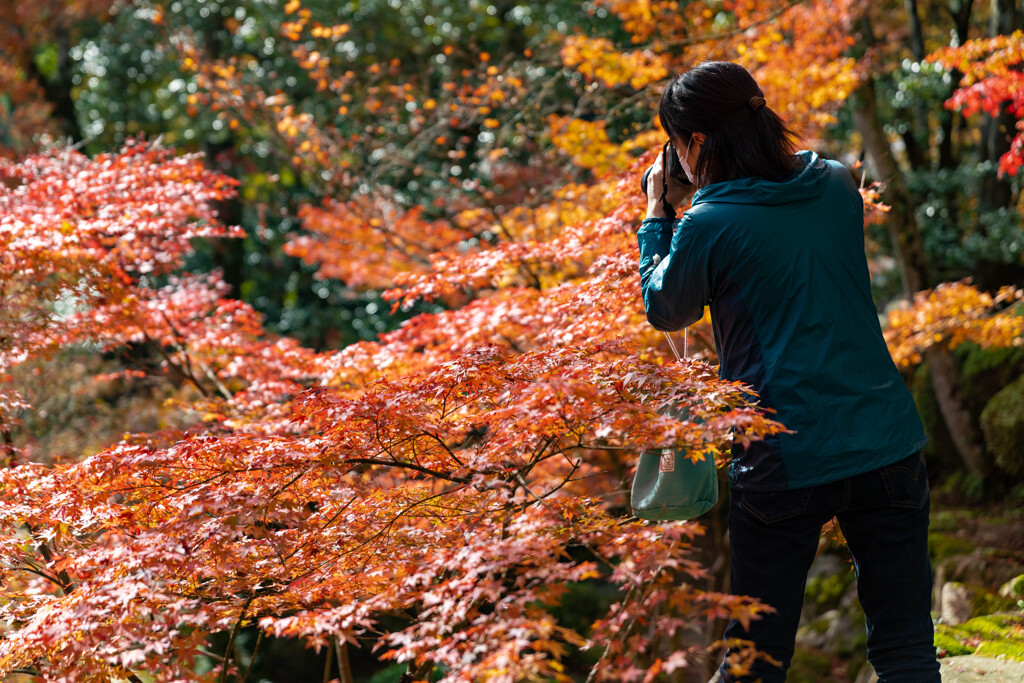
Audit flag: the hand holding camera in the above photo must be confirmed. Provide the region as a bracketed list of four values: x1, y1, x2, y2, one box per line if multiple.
[642, 141, 692, 220]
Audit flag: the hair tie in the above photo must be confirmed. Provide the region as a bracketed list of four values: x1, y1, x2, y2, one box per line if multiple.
[749, 96, 766, 111]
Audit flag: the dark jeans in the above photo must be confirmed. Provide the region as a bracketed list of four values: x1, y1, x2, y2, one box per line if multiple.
[718, 451, 940, 682]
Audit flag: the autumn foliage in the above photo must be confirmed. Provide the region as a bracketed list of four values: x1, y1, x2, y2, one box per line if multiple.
[929, 30, 1024, 176]
[884, 281, 1024, 369]
[0, 0, 1022, 681]
[0, 140, 784, 681]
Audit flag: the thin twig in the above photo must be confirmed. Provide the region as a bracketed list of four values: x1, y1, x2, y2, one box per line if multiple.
[239, 630, 264, 683]
[159, 309, 234, 401]
[514, 472, 558, 515]
[660, 0, 806, 50]
[419, 430, 465, 467]
[220, 593, 255, 683]
[0, 407, 15, 465]
[322, 636, 334, 683]
[31, 529, 75, 595]
[139, 327, 210, 398]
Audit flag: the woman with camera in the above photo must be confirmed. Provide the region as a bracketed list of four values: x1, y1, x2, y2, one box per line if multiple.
[637, 61, 940, 683]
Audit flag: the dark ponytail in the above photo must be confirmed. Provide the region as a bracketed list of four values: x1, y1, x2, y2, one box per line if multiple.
[658, 61, 800, 187]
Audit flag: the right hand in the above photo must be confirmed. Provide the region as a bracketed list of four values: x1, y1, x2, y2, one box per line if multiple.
[645, 148, 691, 219]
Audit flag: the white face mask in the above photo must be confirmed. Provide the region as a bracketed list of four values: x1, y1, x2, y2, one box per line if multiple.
[679, 136, 696, 184]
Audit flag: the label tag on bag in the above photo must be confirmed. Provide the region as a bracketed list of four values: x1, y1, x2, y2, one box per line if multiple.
[659, 448, 675, 473]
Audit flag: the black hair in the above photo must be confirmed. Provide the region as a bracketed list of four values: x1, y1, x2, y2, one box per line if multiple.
[658, 61, 801, 187]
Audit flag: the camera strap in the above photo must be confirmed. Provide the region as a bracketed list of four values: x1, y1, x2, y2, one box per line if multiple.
[658, 142, 677, 220]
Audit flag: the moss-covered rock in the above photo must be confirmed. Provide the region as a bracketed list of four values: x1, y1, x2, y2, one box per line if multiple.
[929, 531, 977, 565]
[981, 374, 1024, 478]
[1000, 574, 1024, 600]
[804, 569, 857, 612]
[934, 548, 1024, 604]
[958, 343, 1024, 412]
[935, 629, 974, 657]
[787, 647, 836, 683]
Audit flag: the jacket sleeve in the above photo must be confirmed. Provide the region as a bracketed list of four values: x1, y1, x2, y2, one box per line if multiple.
[636, 214, 713, 331]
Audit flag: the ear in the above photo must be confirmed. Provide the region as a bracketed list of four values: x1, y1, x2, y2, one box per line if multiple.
[692, 132, 707, 145]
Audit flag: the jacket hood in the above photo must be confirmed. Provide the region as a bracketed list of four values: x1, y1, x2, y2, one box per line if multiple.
[690, 150, 831, 207]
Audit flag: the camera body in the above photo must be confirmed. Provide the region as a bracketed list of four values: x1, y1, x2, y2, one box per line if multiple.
[640, 142, 692, 196]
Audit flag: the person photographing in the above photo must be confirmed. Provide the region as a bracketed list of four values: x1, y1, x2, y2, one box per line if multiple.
[636, 61, 940, 682]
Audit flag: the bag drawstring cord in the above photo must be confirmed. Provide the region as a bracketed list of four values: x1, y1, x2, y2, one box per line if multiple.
[663, 329, 687, 362]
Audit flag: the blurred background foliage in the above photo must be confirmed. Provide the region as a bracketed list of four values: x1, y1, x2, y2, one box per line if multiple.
[6, 1, 1019, 349]
[12, 0, 645, 349]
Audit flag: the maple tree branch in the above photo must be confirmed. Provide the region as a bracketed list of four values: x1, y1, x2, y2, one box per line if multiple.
[290, 484, 466, 582]
[274, 494, 360, 564]
[584, 582, 641, 683]
[139, 327, 211, 399]
[345, 200, 435, 267]
[195, 648, 226, 662]
[345, 457, 470, 484]
[418, 430, 465, 467]
[514, 472, 558, 516]
[318, 493, 359, 531]
[159, 310, 235, 401]
[353, 485, 467, 566]
[399, 661, 435, 683]
[13, 564, 67, 588]
[514, 453, 580, 513]
[29, 527, 75, 595]
[266, 465, 315, 503]
[220, 593, 255, 683]
[660, 0, 806, 51]
[322, 637, 334, 683]
[434, 382, 459, 419]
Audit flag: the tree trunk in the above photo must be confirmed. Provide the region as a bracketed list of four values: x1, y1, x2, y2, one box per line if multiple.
[850, 75, 931, 295]
[927, 346, 991, 480]
[978, 108, 1016, 212]
[979, 0, 1020, 211]
[906, 0, 927, 59]
[853, 10, 990, 481]
[23, 26, 83, 143]
[990, 0, 1021, 34]
[974, 0, 1021, 289]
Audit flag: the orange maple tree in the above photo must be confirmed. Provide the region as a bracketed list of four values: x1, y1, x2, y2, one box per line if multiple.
[0, 140, 781, 681]
[884, 281, 1023, 369]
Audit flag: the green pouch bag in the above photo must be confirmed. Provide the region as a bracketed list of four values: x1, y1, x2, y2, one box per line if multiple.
[630, 443, 719, 521]
[630, 330, 720, 522]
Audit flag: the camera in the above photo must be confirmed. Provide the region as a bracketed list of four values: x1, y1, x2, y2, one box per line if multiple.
[640, 141, 692, 196]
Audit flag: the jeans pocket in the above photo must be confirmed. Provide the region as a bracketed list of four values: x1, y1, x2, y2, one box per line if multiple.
[880, 451, 929, 509]
[737, 487, 813, 525]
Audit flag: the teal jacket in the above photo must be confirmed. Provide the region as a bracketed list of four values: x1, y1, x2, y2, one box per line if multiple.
[637, 151, 926, 491]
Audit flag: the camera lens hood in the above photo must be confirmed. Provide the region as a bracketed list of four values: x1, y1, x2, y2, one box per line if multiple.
[640, 166, 653, 196]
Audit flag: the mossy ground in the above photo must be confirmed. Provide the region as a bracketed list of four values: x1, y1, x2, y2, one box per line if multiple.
[936, 614, 1024, 662]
